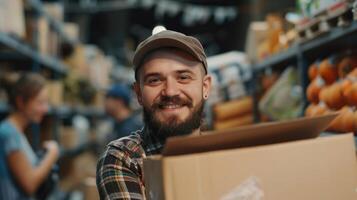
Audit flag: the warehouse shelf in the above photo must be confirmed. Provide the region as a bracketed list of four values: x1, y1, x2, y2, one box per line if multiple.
[301, 21, 357, 53]
[50, 105, 105, 118]
[251, 19, 357, 122]
[253, 21, 357, 71]
[64, 0, 134, 13]
[0, 103, 104, 118]
[27, 0, 78, 45]
[253, 45, 298, 72]
[0, 32, 68, 75]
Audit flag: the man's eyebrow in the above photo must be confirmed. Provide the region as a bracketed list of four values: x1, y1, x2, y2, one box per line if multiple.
[143, 72, 161, 80]
[176, 70, 195, 75]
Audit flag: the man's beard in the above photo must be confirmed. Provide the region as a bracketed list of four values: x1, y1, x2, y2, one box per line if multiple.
[143, 95, 204, 141]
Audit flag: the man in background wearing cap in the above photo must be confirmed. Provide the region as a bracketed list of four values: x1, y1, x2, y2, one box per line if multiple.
[96, 30, 211, 199]
[104, 84, 143, 141]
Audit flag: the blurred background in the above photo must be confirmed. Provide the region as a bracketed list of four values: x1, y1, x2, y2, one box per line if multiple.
[1, 0, 357, 199]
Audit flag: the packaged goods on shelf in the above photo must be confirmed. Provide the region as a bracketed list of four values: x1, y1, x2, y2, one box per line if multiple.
[205, 51, 251, 129]
[44, 2, 64, 22]
[206, 51, 251, 105]
[93, 90, 105, 109]
[59, 126, 78, 150]
[259, 67, 303, 120]
[0, 0, 26, 38]
[47, 81, 64, 106]
[213, 113, 253, 130]
[64, 44, 88, 75]
[48, 30, 59, 56]
[84, 45, 112, 90]
[256, 14, 286, 62]
[64, 22, 80, 42]
[213, 96, 254, 130]
[298, 0, 340, 17]
[296, 0, 354, 42]
[38, 17, 50, 55]
[245, 22, 268, 63]
[213, 96, 253, 121]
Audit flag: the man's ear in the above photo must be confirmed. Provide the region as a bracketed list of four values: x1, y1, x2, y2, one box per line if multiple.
[132, 82, 143, 105]
[202, 75, 212, 100]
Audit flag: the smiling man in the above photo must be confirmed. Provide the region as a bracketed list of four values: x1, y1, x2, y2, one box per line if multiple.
[96, 30, 211, 199]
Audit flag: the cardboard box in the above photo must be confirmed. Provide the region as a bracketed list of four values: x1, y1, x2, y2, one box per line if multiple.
[0, 0, 26, 38]
[38, 17, 50, 55]
[144, 114, 357, 200]
[82, 177, 100, 200]
[47, 81, 63, 106]
[64, 22, 80, 41]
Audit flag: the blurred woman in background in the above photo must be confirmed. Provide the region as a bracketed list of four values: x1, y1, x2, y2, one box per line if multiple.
[0, 73, 59, 199]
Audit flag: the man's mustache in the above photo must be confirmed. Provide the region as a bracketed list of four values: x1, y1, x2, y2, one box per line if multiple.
[152, 95, 193, 109]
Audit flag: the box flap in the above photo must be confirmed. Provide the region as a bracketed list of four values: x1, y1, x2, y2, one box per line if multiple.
[162, 113, 338, 156]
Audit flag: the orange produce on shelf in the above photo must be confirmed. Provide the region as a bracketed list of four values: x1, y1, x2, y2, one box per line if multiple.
[339, 107, 355, 132]
[306, 76, 324, 104]
[305, 104, 315, 117]
[353, 110, 357, 135]
[327, 107, 346, 132]
[337, 56, 357, 78]
[347, 68, 357, 78]
[344, 82, 357, 106]
[328, 82, 346, 110]
[320, 82, 345, 110]
[308, 62, 318, 80]
[309, 103, 328, 117]
[319, 58, 338, 84]
[342, 78, 354, 105]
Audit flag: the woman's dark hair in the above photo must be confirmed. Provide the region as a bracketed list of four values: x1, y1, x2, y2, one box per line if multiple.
[4, 72, 46, 110]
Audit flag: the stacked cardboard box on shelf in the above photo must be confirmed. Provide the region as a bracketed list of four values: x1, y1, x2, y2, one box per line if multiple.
[44, 2, 63, 56]
[64, 22, 80, 42]
[0, 0, 26, 38]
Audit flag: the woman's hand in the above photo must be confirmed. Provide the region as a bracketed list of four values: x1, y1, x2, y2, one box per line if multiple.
[43, 141, 59, 160]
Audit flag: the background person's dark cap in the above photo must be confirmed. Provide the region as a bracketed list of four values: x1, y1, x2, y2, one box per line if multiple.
[106, 84, 131, 106]
[133, 30, 207, 80]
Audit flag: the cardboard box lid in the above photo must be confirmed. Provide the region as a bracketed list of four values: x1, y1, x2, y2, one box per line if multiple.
[162, 114, 337, 156]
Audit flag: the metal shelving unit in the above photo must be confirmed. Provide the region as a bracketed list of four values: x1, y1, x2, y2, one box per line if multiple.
[0, 103, 105, 119]
[253, 45, 298, 72]
[0, 32, 68, 75]
[251, 20, 357, 121]
[27, 0, 78, 45]
[50, 105, 105, 118]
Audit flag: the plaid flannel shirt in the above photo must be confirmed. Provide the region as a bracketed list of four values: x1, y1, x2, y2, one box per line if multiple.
[96, 127, 164, 200]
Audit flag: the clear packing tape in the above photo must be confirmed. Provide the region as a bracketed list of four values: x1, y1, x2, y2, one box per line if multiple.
[220, 177, 264, 200]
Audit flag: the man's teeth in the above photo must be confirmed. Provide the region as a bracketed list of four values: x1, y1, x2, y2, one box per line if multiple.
[162, 104, 182, 109]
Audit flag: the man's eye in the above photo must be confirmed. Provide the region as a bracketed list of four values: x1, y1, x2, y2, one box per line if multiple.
[178, 74, 191, 81]
[147, 78, 161, 84]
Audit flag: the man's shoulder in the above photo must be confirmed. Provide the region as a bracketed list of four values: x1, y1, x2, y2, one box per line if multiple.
[105, 130, 145, 160]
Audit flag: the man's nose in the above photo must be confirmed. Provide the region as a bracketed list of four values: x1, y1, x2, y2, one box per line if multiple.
[162, 77, 179, 97]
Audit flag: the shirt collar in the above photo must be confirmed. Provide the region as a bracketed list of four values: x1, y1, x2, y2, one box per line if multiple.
[141, 126, 166, 156]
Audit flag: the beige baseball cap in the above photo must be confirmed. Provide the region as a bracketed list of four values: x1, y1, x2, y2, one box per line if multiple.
[133, 30, 207, 79]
